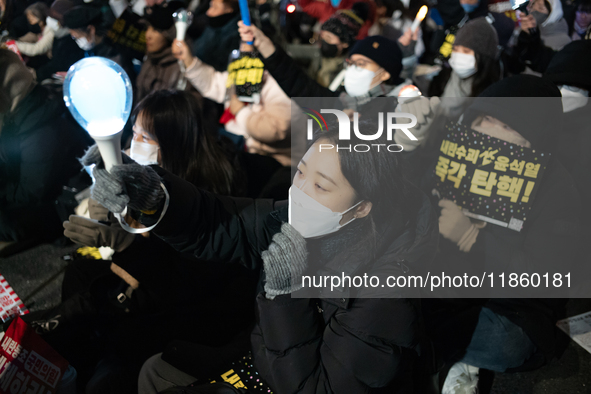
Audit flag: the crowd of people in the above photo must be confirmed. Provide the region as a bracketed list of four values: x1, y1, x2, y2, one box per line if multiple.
[0, 0, 590, 391]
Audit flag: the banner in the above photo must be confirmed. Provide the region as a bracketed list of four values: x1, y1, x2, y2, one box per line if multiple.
[434, 122, 550, 231]
[106, 8, 146, 60]
[226, 50, 264, 104]
[0, 317, 69, 393]
[0, 275, 28, 323]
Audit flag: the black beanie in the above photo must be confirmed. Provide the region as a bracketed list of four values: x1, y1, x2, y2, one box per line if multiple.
[321, 3, 368, 47]
[349, 36, 403, 84]
[454, 17, 499, 59]
[463, 75, 562, 150]
[143, 1, 185, 31]
[63, 5, 102, 29]
[545, 40, 591, 92]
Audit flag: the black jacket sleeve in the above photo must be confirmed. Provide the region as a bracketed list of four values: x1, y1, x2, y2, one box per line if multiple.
[251, 295, 419, 393]
[513, 30, 557, 73]
[147, 167, 277, 270]
[263, 46, 340, 98]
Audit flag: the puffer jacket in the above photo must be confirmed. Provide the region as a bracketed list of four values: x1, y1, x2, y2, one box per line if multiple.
[142, 167, 439, 393]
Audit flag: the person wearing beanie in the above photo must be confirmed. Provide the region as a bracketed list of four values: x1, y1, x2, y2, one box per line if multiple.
[0, 49, 90, 244]
[314, 2, 368, 87]
[135, 1, 194, 101]
[411, 75, 582, 394]
[429, 17, 501, 116]
[35, 0, 85, 82]
[63, 4, 136, 82]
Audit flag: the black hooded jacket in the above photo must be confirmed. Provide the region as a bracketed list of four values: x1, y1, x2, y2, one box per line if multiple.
[143, 166, 439, 393]
[412, 75, 583, 370]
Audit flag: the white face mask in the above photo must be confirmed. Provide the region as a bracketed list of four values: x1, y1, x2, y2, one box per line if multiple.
[560, 85, 589, 113]
[46, 17, 60, 31]
[288, 185, 363, 238]
[75, 36, 95, 51]
[344, 66, 376, 97]
[130, 140, 160, 165]
[449, 52, 477, 79]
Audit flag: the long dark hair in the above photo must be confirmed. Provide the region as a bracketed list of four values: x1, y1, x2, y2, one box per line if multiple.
[133, 90, 237, 195]
[470, 53, 501, 97]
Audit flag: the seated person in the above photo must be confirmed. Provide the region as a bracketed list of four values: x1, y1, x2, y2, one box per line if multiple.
[0, 49, 89, 244]
[81, 116, 439, 394]
[173, 38, 292, 166]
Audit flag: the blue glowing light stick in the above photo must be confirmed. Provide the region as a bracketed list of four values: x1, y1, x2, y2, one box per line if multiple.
[238, 0, 254, 45]
[63, 57, 133, 172]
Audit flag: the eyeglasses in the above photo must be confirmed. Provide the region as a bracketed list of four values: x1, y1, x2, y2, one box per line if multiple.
[344, 58, 376, 69]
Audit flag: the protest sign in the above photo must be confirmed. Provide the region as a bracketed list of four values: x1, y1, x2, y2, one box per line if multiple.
[226, 50, 264, 103]
[0, 317, 69, 393]
[434, 122, 550, 231]
[0, 275, 28, 323]
[106, 8, 146, 60]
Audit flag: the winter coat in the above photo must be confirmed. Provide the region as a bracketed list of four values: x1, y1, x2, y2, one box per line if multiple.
[192, 14, 241, 72]
[143, 166, 439, 393]
[35, 34, 85, 82]
[135, 47, 185, 102]
[0, 86, 90, 241]
[15, 25, 54, 57]
[538, 0, 572, 50]
[184, 57, 292, 166]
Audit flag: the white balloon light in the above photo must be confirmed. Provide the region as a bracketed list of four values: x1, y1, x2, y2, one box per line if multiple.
[63, 57, 133, 172]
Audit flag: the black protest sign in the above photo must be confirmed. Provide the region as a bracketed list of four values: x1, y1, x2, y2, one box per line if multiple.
[226, 50, 264, 103]
[434, 122, 550, 231]
[106, 8, 146, 60]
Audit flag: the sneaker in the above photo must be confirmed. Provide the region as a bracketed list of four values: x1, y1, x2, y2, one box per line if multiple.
[441, 362, 479, 394]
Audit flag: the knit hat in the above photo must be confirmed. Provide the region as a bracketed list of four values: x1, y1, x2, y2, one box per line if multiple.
[63, 5, 102, 29]
[463, 75, 562, 150]
[49, 0, 76, 25]
[143, 1, 185, 31]
[320, 2, 368, 47]
[454, 17, 499, 59]
[545, 40, 591, 92]
[349, 35, 403, 83]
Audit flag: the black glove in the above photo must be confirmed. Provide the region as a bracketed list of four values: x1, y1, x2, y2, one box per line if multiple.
[63, 215, 136, 252]
[80, 145, 164, 214]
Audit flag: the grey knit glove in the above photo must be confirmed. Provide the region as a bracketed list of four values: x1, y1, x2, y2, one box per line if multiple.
[63, 215, 136, 252]
[262, 223, 308, 299]
[80, 145, 164, 214]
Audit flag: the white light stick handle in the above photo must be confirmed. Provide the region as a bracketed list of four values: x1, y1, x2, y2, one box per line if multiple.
[93, 130, 123, 172]
[175, 21, 188, 41]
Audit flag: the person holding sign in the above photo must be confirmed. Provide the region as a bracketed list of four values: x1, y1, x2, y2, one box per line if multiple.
[172, 33, 292, 166]
[414, 75, 583, 394]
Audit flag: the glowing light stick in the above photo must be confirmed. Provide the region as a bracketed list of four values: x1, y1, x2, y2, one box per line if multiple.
[63, 57, 132, 172]
[238, 0, 253, 45]
[173, 8, 193, 41]
[410, 5, 428, 33]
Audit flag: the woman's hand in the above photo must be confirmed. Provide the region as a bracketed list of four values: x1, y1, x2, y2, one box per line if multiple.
[81, 145, 164, 214]
[172, 39, 194, 69]
[237, 21, 276, 58]
[229, 93, 246, 115]
[262, 223, 308, 299]
[519, 13, 537, 34]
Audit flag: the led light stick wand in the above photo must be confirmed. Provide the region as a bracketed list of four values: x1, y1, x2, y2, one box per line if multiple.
[63, 57, 132, 172]
[410, 5, 428, 33]
[173, 8, 193, 41]
[238, 0, 254, 45]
